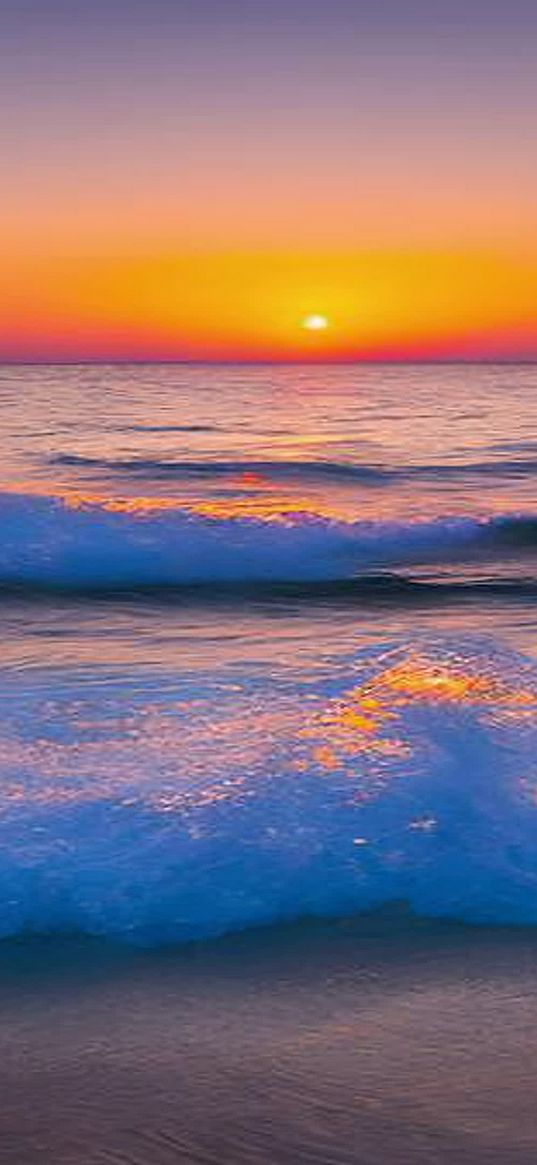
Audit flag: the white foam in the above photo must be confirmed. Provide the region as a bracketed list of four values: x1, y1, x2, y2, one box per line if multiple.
[0, 491, 534, 588]
[0, 637, 536, 943]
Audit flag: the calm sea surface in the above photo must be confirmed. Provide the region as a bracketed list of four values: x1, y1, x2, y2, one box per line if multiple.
[0, 362, 536, 942]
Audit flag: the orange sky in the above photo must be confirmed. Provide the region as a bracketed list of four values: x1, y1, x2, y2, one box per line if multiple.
[2, 248, 535, 362]
[1, 0, 536, 361]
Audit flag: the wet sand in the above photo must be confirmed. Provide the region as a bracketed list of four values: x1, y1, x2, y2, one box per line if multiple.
[1, 912, 537, 1164]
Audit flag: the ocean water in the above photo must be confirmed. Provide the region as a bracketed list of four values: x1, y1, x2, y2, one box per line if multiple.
[0, 362, 536, 944]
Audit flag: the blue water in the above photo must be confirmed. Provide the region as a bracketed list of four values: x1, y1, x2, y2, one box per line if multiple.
[0, 362, 536, 943]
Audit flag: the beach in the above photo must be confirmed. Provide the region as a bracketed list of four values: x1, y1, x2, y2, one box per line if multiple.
[2, 913, 537, 1164]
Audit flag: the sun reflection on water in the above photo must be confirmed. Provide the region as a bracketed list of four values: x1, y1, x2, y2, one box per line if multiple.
[0, 648, 535, 825]
[304, 651, 537, 782]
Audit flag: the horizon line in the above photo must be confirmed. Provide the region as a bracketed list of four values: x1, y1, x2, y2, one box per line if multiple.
[1, 358, 536, 368]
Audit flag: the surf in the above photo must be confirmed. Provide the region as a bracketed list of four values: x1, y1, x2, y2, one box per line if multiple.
[0, 636, 536, 944]
[0, 490, 535, 591]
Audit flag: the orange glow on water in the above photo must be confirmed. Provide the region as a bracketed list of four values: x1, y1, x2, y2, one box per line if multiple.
[306, 652, 537, 778]
[0, 481, 348, 523]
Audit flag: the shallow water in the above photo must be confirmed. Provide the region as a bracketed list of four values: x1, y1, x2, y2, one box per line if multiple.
[3, 917, 537, 1164]
[0, 362, 536, 942]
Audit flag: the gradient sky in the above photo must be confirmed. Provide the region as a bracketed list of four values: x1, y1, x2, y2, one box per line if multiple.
[1, 0, 536, 360]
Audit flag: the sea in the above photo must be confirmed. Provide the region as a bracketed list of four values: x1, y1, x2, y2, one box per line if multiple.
[0, 361, 536, 945]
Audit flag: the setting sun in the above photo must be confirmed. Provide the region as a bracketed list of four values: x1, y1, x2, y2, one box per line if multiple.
[302, 314, 329, 331]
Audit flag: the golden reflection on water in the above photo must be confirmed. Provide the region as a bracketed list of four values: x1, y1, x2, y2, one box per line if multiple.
[0, 651, 535, 821]
[2, 479, 355, 522]
[0, 695, 302, 813]
[304, 652, 537, 780]
[0, 477, 524, 524]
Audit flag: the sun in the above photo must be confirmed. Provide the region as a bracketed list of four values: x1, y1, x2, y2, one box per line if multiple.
[302, 314, 329, 331]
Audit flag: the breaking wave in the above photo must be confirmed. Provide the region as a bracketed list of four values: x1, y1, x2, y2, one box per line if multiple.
[0, 491, 535, 591]
[0, 637, 536, 944]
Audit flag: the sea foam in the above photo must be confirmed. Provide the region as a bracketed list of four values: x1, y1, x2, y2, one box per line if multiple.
[0, 637, 536, 943]
[0, 491, 535, 590]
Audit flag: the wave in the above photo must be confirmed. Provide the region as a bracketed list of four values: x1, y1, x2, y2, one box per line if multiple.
[0, 491, 535, 592]
[0, 637, 536, 943]
[52, 452, 537, 483]
[52, 454, 389, 482]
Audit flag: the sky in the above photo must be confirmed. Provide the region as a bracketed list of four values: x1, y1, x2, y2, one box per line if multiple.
[0, 0, 536, 361]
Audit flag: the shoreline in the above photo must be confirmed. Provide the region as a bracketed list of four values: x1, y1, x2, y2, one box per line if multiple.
[2, 912, 537, 1163]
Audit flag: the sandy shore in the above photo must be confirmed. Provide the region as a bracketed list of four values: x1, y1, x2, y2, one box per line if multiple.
[1, 912, 537, 1164]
